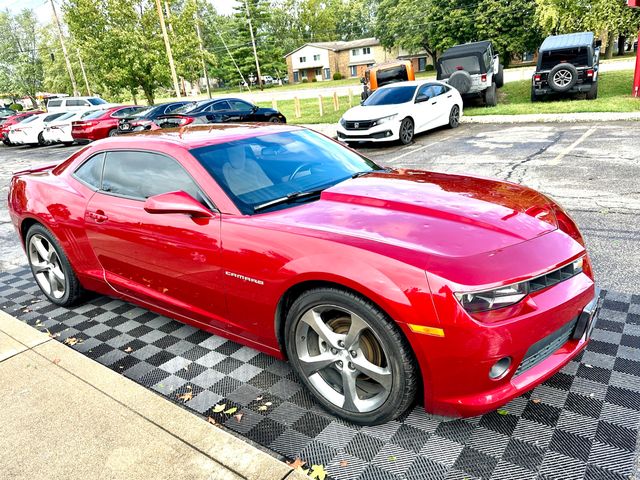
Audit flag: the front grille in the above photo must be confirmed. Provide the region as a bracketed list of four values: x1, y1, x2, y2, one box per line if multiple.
[528, 261, 582, 293]
[345, 120, 374, 130]
[515, 317, 577, 376]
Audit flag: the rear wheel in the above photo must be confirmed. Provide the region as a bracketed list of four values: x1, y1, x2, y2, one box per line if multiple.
[448, 105, 460, 128]
[586, 82, 598, 100]
[37, 132, 46, 146]
[399, 117, 414, 145]
[26, 224, 84, 307]
[484, 82, 497, 106]
[2, 137, 12, 146]
[285, 288, 418, 425]
[269, 116, 282, 123]
[107, 128, 118, 137]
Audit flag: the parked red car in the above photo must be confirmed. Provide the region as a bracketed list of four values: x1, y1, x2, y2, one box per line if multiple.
[1, 111, 44, 146]
[71, 105, 144, 142]
[8, 124, 600, 425]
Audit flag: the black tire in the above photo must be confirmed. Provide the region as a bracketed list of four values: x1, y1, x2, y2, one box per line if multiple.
[448, 70, 472, 94]
[531, 85, 540, 102]
[62, 142, 74, 147]
[484, 82, 497, 107]
[269, 116, 282, 123]
[399, 117, 414, 145]
[548, 63, 578, 93]
[586, 81, 598, 100]
[448, 104, 460, 128]
[495, 64, 504, 88]
[107, 128, 118, 137]
[37, 132, 46, 146]
[25, 224, 85, 307]
[284, 288, 418, 425]
[2, 137, 12, 146]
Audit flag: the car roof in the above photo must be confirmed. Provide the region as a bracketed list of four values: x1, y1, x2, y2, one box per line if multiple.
[539, 32, 594, 52]
[378, 80, 448, 89]
[96, 123, 304, 150]
[440, 41, 492, 59]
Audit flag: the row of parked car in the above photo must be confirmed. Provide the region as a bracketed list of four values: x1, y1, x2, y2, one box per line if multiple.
[0, 96, 287, 148]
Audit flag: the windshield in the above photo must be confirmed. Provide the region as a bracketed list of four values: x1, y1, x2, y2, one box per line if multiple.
[19, 115, 38, 124]
[55, 112, 76, 121]
[439, 56, 481, 76]
[190, 129, 381, 214]
[363, 86, 416, 106]
[131, 105, 156, 118]
[540, 48, 589, 70]
[87, 98, 107, 105]
[82, 109, 107, 120]
[174, 101, 206, 113]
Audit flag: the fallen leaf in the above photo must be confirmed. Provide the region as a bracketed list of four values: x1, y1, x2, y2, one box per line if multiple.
[212, 403, 226, 413]
[287, 458, 306, 470]
[233, 413, 244, 422]
[388, 455, 397, 462]
[22, 308, 31, 313]
[585, 364, 593, 369]
[52, 358, 61, 365]
[124, 346, 133, 353]
[532, 399, 541, 404]
[258, 405, 268, 412]
[264, 401, 273, 406]
[64, 337, 81, 346]
[224, 407, 238, 415]
[496, 409, 509, 415]
[339, 460, 348, 467]
[207, 416, 217, 425]
[308, 464, 327, 480]
[177, 386, 193, 403]
[255, 396, 263, 401]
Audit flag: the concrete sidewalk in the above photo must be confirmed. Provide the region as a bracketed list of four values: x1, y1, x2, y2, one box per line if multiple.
[0, 311, 306, 480]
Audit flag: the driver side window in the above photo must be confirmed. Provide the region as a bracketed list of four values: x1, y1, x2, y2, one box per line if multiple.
[417, 83, 436, 100]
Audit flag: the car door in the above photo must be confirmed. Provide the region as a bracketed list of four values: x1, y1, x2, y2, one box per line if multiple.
[83, 149, 228, 330]
[227, 99, 257, 122]
[413, 83, 444, 132]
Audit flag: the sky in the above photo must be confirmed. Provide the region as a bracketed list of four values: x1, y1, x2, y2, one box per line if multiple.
[0, 0, 240, 24]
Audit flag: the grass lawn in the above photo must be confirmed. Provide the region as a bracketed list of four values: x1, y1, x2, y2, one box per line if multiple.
[464, 69, 640, 116]
[258, 93, 358, 124]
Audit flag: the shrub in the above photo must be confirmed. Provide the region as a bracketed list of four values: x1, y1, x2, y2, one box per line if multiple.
[311, 78, 318, 82]
[333, 72, 343, 80]
[425, 64, 435, 72]
[302, 78, 309, 83]
[9, 103, 23, 111]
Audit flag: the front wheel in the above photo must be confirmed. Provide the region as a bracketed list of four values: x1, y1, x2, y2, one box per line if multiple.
[285, 288, 418, 425]
[399, 117, 414, 145]
[26, 224, 85, 307]
[37, 132, 46, 146]
[448, 105, 461, 128]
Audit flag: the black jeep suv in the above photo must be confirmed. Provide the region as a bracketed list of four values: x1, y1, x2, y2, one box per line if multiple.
[532, 32, 600, 102]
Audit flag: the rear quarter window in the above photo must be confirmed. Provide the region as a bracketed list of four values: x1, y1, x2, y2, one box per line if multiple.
[72, 153, 104, 190]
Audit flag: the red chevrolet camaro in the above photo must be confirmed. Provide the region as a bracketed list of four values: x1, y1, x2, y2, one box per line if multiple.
[8, 124, 600, 425]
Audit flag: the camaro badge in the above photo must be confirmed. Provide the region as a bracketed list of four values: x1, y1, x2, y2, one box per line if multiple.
[224, 271, 264, 285]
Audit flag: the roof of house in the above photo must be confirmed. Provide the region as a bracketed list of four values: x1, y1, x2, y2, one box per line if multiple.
[539, 32, 594, 52]
[285, 38, 381, 57]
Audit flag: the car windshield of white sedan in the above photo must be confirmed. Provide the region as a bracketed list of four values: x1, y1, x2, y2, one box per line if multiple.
[190, 129, 381, 214]
[362, 86, 417, 106]
[19, 116, 38, 125]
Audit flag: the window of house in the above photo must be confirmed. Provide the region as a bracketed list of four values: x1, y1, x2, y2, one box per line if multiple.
[313, 54, 320, 61]
[418, 57, 427, 72]
[351, 49, 359, 56]
[349, 65, 358, 77]
[299, 56, 306, 63]
[315, 68, 322, 77]
[363, 47, 371, 55]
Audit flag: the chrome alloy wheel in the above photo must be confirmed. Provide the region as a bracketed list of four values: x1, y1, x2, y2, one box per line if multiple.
[552, 69, 573, 87]
[28, 234, 66, 299]
[399, 119, 414, 144]
[450, 105, 460, 128]
[294, 304, 392, 413]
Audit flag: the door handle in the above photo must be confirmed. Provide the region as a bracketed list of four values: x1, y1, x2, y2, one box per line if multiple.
[447, 94, 453, 98]
[432, 101, 438, 104]
[87, 210, 108, 223]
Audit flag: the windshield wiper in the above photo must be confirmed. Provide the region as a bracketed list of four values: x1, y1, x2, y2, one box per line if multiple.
[351, 168, 393, 179]
[253, 188, 325, 212]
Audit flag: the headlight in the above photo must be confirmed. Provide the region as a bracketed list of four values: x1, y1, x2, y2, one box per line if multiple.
[456, 283, 528, 313]
[339, 117, 347, 127]
[372, 114, 397, 126]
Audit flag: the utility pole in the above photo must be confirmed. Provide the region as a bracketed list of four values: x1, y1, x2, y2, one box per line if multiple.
[76, 48, 91, 96]
[49, 0, 79, 96]
[216, 28, 250, 92]
[155, 0, 181, 98]
[244, 0, 263, 90]
[194, 7, 211, 98]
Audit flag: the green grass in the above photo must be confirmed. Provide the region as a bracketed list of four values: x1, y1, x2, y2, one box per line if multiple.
[258, 93, 358, 124]
[465, 69, 640, 116]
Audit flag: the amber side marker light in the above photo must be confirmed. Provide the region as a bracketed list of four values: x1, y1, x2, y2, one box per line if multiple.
[408, 324, 445, 337]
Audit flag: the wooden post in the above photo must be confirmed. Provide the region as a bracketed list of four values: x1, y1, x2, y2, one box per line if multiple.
[294, 97, 301, 118]
[333, 91, 339, 111]
[348, 89, 353, 107]
[272, 98, 277, 110]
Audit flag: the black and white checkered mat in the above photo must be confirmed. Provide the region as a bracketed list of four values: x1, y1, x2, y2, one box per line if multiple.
[1, 267, 638, 480]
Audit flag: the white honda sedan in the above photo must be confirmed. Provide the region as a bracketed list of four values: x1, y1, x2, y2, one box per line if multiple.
[337, 80, 463, 145]
[7, 112, 67, 146]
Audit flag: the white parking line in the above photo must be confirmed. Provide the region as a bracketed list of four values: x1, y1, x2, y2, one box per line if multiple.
[388, 134, 458, 163]
[549, 126, 597, 166]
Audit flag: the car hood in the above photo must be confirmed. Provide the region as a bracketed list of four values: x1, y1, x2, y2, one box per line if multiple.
[259, 170, 558, 262]
[342, 104, 404, 121]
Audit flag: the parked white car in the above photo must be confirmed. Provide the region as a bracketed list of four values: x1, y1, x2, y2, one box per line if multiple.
[8, 112, 68, 146]
[337, 80, 463, 145]
[42, 111, 88, 145]
[46, 96, 114, 113]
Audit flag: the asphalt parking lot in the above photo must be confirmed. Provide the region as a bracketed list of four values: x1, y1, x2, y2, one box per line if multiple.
[1, 121, 639, 293]
[0, 122, 639, 480]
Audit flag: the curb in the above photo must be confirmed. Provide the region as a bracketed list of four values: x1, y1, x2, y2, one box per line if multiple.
[462, 111, 640, 124]
[0, 310, 306, 480]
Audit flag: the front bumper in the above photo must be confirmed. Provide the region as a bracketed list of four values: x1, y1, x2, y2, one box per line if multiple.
[336, 120, 401, 143]
[404, 272, 598, 417]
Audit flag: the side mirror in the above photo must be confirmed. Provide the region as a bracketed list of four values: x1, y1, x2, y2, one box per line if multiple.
[595, 39, 602, 48]
[252, 104, 259, 112]
[415, 94, 429, 103]
[144, 191, 212, 218]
